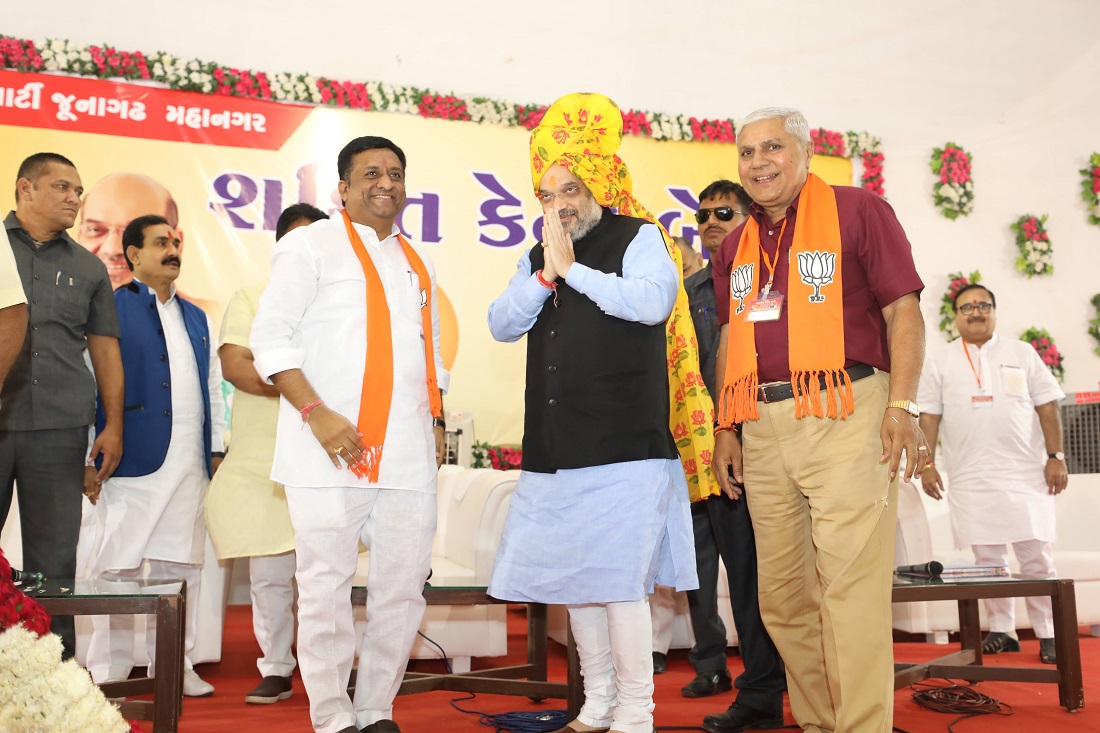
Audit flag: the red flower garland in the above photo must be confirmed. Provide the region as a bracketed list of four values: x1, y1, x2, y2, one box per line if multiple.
[0, 35, 885, 193]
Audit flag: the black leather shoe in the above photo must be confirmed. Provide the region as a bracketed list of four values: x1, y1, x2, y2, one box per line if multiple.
[981, 631, 1021, 654]
[652, 651, 667, 674]
[1039, 637, 1057, 664]
[244, 674, 293, 704]
[681, 668, 733, 698]
[362, 722, 401, 733]
[702, 702, 784, 733]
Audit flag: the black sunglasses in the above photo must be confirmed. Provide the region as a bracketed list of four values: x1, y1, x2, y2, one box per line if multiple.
[694, 206, 745, 224]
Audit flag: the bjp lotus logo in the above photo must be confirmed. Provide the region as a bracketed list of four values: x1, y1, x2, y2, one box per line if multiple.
[730, 263, 754, 314]
[796, 250, 836, 303]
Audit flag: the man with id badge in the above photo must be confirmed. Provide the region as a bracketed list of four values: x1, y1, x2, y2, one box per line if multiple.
[711, 107, 925, 733]
[917, 283, 1067, 664]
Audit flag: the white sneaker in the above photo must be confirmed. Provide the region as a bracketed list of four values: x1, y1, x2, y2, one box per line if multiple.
[183, 669, 215, 697]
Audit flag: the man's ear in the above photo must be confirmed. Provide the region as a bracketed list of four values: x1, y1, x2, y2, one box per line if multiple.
[15, 177, 31, 203]
[125, 244, 140, 269]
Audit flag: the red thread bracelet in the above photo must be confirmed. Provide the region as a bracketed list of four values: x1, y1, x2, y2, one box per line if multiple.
[300, 399, 324, 423]
[535, 269, 559, 307]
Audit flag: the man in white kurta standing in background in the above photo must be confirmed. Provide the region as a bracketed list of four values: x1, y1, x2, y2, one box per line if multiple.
[250, 136, 447, 733]
[86, 214, 226, 696]
[918, 282, 1067, 664]
[206, 203, 329, 706]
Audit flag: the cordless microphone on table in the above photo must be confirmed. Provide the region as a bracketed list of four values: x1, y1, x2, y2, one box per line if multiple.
[895, 561, 944, 576]
[10, 568, 45, 583]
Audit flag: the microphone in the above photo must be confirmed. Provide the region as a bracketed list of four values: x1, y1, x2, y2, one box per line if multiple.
[895, 561, 944, 576]
[10, 568, 45, 583]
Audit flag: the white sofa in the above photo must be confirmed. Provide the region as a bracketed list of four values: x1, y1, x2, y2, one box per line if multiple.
[893, 472, 1100, 642]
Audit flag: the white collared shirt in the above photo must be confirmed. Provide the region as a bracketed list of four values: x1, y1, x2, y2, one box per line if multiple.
[250, 216, 449, 490]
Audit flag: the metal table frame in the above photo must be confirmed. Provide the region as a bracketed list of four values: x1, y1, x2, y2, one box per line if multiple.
[33, 580, 186, 732]
[350, 585, 583, 717]
[892, 576, 1084, 712]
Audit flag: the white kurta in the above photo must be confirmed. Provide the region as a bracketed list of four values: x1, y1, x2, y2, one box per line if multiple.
[250, 217, 449, 491]
[918, 333, 1064, 547]
[93, 289, 226, 571]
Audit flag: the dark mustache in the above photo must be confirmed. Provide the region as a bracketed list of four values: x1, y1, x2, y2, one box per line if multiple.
[558, 208, 578, 219]
[162, 256, 181, 266]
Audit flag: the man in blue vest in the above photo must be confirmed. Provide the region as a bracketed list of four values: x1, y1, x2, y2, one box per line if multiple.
[85, 214, 227, 698]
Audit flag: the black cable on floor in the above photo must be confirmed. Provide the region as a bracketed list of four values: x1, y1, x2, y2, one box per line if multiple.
[449, 691, 569, 733]
[910, 680, 1014, 733]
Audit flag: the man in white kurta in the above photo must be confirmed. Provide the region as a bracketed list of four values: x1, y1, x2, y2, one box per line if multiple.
[205, 204, 329, 706]
[250, 138, 447, 733]
[86, 215, 226, 695]
[918, 283, 1067, 664]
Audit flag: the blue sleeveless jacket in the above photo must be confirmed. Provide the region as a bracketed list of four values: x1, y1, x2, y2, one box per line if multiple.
[95, 280, 214, 477]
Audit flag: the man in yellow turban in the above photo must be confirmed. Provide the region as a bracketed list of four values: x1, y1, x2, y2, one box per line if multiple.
[488, 92, 706, 733]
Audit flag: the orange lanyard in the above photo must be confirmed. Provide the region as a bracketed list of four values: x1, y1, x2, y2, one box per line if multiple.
[962, 339, 983, 389]
[760, 219, 789, 296]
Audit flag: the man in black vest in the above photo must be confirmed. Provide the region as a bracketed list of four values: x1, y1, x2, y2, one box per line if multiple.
[488, 93, 699, 733]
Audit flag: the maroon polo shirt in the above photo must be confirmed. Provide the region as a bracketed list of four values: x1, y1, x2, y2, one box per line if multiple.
[712, 185, 923, 383]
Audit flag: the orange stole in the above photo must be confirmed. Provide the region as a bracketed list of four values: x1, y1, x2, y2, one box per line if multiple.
[717, 173, 853, 425]
[341, 210, 442, 481]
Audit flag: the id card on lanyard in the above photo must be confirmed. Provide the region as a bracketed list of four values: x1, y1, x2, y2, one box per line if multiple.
[963, 340, 994, 409]
[744, 219, 787, 323]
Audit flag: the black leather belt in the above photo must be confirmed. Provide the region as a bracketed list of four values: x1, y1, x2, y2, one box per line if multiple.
[757, 363, 876, 403]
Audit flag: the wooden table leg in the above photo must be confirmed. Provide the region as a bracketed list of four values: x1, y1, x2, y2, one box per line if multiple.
[153, 587, 185, 731]
[957, 598, 982, 667]
[1051, 579, 1084, 711]
[529, 603, 548, 682]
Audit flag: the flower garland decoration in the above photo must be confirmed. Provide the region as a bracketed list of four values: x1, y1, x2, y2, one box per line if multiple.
[1020, 327, 1065, 382]
[0, 36, 885, 192]
[1080, 153, 1100, 227]
[930, 142, 974, 219]
[471, 442, 522, 470]
[0, 550, 131, 733]
[1011, 214, 1053, 277]
[1088, 294, 1100, 357]
[809, 129, 886, 194]
[938, 270, 982, 340]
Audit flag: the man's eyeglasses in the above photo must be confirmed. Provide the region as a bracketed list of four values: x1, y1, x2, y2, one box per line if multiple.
[958, 302, 994, 315]
[694, 206, 746, 225]
[538, 184, 585, 204]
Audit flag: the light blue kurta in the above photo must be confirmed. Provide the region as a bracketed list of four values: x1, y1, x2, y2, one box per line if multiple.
[486, 221, 698, 604]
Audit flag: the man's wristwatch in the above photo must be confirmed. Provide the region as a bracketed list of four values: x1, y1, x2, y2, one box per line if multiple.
[886, 400, 920, 418]
[432, 417, 446, 430]
[1048, 451, 1065, 461]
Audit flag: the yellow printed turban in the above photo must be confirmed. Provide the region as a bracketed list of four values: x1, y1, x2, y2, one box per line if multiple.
[529, 92, 721, 502]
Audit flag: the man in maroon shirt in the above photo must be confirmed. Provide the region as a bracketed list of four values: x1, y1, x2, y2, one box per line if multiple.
[710, 108, 926, 733]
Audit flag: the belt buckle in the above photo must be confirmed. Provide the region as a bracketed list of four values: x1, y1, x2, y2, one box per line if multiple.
[758, 381, 786, 404]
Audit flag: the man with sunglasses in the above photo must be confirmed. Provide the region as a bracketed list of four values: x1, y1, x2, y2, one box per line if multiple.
[917, 282, 1067, 664]
[672, 182, 787, 730]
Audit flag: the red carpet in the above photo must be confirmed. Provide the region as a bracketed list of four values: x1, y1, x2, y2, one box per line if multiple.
[170, 605, 1096, 733]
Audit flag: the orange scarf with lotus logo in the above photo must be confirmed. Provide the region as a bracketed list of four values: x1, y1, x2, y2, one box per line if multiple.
[718, 172, 852, 425]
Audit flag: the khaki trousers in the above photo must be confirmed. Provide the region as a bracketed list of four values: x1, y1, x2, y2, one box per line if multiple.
[743, 371, 897, 733]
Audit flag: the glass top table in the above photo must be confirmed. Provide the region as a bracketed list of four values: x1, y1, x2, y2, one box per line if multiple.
[25, 577, 186, 732]
[891, 573, 1082, 711]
